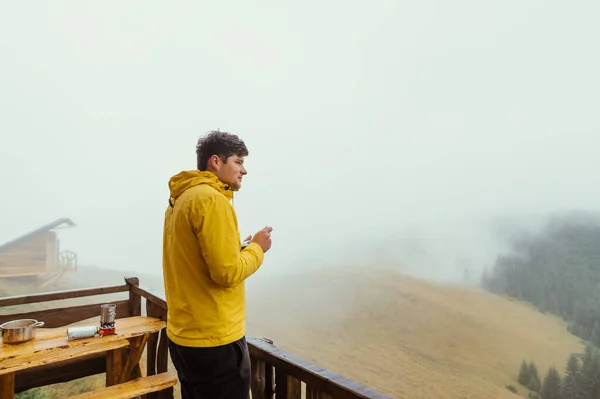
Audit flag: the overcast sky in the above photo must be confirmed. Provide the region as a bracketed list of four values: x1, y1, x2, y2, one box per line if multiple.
[1, 1, 599, 283]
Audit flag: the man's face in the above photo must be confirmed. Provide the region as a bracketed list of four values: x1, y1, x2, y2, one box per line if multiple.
[213, 154, 247, 190]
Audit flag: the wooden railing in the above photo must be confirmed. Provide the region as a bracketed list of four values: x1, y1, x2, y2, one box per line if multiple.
[0, 277, 394, 399]
[58, 250, 78, 271]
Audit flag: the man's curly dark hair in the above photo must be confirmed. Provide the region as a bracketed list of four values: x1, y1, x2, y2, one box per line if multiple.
[196, 130, 249, 171]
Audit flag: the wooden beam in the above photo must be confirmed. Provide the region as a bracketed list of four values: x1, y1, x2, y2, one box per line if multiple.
[0, 373, 14, 399]
[67, 371, 178, 399]
[0, 253, 46, 259]
[131, 285, 166, 308]
[0, 300, 131, 328]
[247, 337, 395, 399]
[15, 353, 106, 393]
[1, 337, 129, 376]
[306, 386, 333, 399]
[125, 277, 141, 317]
[145, 302, 160, 378]
[250, 357, 266, 398]
[265, 362, 275, 398]
[106, 346, 126, 386]
[275, 370, 301, 399]
[0, 284, 129, 307]
[119, 335, 149, 383]
[0, 269, 76, 279]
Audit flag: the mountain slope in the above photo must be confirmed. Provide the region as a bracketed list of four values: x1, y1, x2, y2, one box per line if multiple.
[5, 264, 581, 398]
[246, 267, 584, 398]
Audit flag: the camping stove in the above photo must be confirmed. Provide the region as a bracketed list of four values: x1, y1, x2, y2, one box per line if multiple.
[99, 304, 116, 337]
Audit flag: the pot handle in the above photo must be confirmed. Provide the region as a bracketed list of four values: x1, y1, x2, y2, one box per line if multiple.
[33, 321, 45, 328]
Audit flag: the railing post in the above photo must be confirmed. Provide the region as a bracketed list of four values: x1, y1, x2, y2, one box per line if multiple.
[251, 338, 275, 398]
[275, 370, 301, 399]
[306, 386, 333, 399]
[146, 298, 172, 399]
[125, 277, 141, 317]
[146, 300, 159, 378]
[250, 356, 266, 397]
[266, 362, 275, 398]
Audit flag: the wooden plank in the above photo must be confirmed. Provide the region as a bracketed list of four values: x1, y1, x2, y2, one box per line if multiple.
[0, 268, 42, 274]
[250, 357, 266, 398]
[2, 332, 108, 359]
[0, 284, 129, 307]
[15, 353, 105, 393]
[306, 385, 333, 399]
[106, 346, 126, 386]
[275, 370, 301, 399]
[0, 338, 129, 376]
[45, 234, 54, 270]
[247, 337, 395, 399]
[0, 260, 46, 267]
[1, 240, 46, 251]
[0, 269, 52, 278]
[275, 369, 285, 399]
[0, 247, 44, 255]
[125, 277, 141, 317]
[0, 262, 45, 268]
[120, 335, 149, 383]
[132, 280, 171, 397]
[143, 302, 168, 376]
[0, 269, 75, 279]
[0, 244, 46, 250]
[156, 327, 171, 398]
[0, 300, 131, 328]
[156, 327, 169, 373]
[265, 362, 275, 398]
[288, 376, 302, 399]
[131, 285, 167, 309]
[145, 302, 167, 399]
[145, 299, 169, 396]
[0, 373, 14, 399]
[0, 255, 45, 261]
[145, 302, 159, 377]
[67, 371, 178, 399]
[1, 317, 165, 363]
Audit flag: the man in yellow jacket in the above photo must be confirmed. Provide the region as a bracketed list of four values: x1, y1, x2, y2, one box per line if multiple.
[162, 130, 272, 399]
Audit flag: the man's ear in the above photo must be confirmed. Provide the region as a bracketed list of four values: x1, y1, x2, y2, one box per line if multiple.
[207, 154, 221, 171]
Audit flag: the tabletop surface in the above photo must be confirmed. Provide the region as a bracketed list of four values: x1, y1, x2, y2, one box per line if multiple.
[0, 316, 165, 375]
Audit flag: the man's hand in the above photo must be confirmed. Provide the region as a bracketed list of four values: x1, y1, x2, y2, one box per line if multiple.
[251, 226, 273, 253]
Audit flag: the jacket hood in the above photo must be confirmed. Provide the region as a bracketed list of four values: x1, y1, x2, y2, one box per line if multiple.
[168, 170, 233, 207]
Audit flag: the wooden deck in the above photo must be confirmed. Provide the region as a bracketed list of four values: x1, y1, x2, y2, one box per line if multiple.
[0, 277, 395, 399]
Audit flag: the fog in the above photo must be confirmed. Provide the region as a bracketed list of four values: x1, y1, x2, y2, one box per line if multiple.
[1, 1, 599, 285]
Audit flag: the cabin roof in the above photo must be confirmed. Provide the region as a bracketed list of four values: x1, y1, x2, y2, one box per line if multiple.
[0, 218, 76, 253]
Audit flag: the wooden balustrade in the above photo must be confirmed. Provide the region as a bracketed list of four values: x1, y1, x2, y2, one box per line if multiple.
[0, 277, 394, 399]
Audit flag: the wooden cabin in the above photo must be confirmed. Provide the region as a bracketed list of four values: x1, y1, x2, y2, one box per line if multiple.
[0, 218, 78, 286]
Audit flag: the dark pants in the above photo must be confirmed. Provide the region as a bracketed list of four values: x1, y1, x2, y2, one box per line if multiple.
[167, 336, 251, 399]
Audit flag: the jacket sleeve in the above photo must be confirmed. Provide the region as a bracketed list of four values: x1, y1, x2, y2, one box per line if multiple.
[194, 194, 264, 288]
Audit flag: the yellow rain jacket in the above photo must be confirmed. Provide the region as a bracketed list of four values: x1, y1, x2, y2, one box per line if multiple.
[162, 170, 264, 347]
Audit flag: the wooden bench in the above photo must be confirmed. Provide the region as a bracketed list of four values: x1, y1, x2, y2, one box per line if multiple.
[67, 371, 178, 399]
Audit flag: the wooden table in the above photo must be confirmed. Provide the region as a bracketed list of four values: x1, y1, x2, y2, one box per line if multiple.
[0, 316, 165, 399]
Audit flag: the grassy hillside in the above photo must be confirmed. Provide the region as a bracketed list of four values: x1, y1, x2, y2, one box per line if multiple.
[246, 267, 584, 398]
[1, 265, 584, 398]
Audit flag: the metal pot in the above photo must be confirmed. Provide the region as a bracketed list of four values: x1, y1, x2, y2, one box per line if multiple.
[100, 303, 116, 325]
[0, 319, 45, 344]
